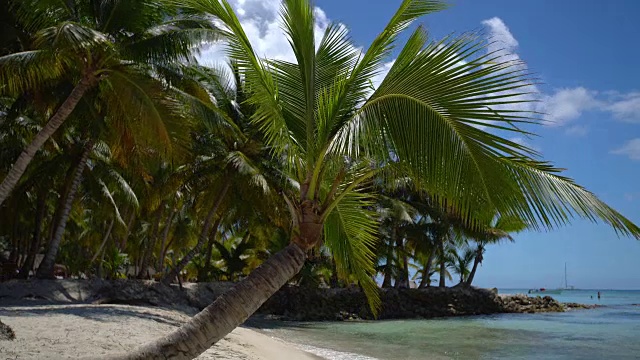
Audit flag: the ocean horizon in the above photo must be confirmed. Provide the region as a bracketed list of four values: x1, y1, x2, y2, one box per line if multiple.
[258, 289, 640, 359]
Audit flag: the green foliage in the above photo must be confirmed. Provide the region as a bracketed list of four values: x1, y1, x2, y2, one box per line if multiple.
[101, 247, 130, 280]
[0, 0, 638, 326]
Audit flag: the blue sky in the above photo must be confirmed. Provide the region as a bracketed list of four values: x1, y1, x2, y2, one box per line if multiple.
[208, 0, 640, 289]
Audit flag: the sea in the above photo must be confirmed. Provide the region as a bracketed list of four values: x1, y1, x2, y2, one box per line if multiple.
[255, 289, 640, 360]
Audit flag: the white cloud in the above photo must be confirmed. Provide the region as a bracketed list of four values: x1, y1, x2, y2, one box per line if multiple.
[607, 92, 640, 123]
[480, 17, 538, 119]
[198, 8, 637, 138]
[539, 87, 599, 126]
[611, 138, 640, 161]
[482, 17, 520, 64]
[565, 125, 589, 137]
[481, 17, 640, 132]
[197, 0, 398, 96]
[199, 0, 331, 64]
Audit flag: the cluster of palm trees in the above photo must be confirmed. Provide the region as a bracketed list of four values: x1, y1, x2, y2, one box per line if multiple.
[1, 0, 638, 358]
[374, 187, 527, 290]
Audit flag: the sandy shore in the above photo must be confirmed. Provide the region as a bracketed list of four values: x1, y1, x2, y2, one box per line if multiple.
[0, 304, 320, 359]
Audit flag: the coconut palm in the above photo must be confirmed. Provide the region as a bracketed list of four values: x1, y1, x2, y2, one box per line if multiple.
[116, 0, 639, 358]
[464, 215, 528, 287]
[159, 62, 280, 284]
[451, 246, 476, 285]
[0, 0, 218, 205]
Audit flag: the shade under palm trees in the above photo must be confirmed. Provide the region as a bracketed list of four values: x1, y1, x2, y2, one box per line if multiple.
[0, 0, 218, 206]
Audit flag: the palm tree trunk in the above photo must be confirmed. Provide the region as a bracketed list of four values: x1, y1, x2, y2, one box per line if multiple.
[137, 203, 165, 279]
[465, 246, 483, 287]
[157, 208, 177, 271]
[161, 181, 230, 285]
[36, 139, 94, 279]
[116, 242, 305, 360]
[91, 218, 115, 264]
[418, 251, 434, 289]
[18, 191, 47, 278]
[45, 165, 76, 249]
[0, 76, 95, 206]
[381, 236, 393, 288]
[120, 210, 136, 250]
[392, 226, 408, 289]
[438, 238, 446, 288]
[199, 217, 222, 282]
[382, 263, 393, 288]
[401, 244, 409, 288]
[329, 258, 339, 288]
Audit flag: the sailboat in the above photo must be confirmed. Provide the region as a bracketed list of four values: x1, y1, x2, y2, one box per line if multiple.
[562, 262, 576, 291]
[528, 263, 572, 295]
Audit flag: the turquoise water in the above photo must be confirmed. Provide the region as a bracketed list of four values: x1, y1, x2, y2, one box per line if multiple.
[257, 290, 640, 359]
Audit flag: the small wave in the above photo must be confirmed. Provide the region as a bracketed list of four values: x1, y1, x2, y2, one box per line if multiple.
[294, 343, 379, 360]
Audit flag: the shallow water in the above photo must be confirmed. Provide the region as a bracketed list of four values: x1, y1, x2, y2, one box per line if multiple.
[259, 289, 640, 360]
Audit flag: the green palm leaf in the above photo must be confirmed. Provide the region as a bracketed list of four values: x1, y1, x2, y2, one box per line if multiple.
[324, 187, 380, 314]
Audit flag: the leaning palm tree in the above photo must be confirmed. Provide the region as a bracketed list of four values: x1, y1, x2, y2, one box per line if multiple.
[464, 215, 528, 287]
[0, 0, 217, 205]
[120, 1, 640, 358]
[451, 246, 476, 285]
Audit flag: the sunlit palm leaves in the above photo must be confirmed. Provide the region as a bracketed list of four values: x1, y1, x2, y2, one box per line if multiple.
[171, 0, 640, 315]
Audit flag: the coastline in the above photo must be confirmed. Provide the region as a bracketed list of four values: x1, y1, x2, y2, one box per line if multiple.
[0, 280, 602, 360]
[0, 304, 323, 360]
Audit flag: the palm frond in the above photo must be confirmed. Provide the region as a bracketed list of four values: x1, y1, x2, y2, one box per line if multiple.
[174, 0, 294, 160]
[34, 21, 111, 51]
[324, 188, 380, 315]
[281, 0, 317, 158]
[345, 0, 448, 104]
[0, 50, 66, 95]
[125, 27, 220, 65]
[329, 30, 640, 238]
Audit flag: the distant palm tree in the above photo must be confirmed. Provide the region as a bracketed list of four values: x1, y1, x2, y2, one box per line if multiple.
[464, 215, 528, 287]
[120, 0, 640, 358]
[160, 63, 277, 284]
[451, 246, 476, 285]
[0, 0, 217, 205]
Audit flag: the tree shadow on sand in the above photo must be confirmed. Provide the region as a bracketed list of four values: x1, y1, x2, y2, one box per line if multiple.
[0, 304, 186, 327]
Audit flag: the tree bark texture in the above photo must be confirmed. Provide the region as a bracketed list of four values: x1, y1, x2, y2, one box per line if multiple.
[0, 76, 95, 206]
[111, 243, 306, 360]
[36, 139, 94, 278]
[418, 250, 434, 289]
[465, 245, 484, 287]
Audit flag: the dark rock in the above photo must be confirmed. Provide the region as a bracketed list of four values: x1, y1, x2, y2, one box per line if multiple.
[1, 280, 593, 322]
[0, 319, 15, 341]
[564, 302, 598, 310]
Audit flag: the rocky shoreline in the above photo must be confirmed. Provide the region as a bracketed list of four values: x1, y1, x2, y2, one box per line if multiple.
[0, 280, 596, 322]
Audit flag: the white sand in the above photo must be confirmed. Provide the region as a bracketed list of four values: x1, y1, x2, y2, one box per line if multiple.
[0, 304, 320, 360]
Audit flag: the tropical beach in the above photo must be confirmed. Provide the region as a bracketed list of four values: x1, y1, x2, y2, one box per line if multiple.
[0, 303, 321, 360]
[1, 0, 640, 359]
[1, 282, 639, 359]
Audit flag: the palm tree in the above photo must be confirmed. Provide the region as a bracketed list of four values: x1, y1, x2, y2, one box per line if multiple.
[35, 137, 95, 278]
[160, 62, 278, 284]
[464, 215, 528, 287]
[451, 246, 476, 285]
[117, 1, 640, 358]
[0, 0, 217, 205]
[377, 192, 416, 288]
